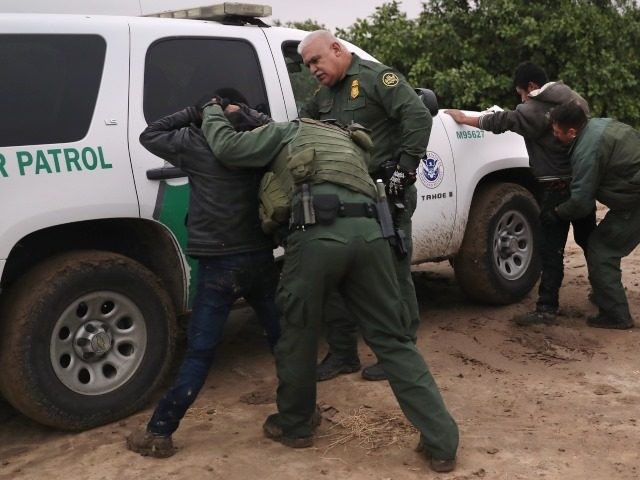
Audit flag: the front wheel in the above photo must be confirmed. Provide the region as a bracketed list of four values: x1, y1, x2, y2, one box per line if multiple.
[0, 251, 176, 430]
[453, 183, 541, 304]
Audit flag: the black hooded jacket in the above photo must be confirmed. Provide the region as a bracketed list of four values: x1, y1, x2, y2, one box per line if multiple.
[140, 107, 274, 257]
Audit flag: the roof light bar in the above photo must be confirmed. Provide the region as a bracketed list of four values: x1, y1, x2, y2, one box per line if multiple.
[146, 3, 272, 20]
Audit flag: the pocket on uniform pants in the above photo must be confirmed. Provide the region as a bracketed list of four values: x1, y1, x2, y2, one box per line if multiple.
[275, 284, 307, 330]
[594, 210, 634, 250]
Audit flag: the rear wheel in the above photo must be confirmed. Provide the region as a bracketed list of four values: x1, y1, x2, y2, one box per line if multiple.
[453, 183, 541, 304]
[0, 250, 176, 430]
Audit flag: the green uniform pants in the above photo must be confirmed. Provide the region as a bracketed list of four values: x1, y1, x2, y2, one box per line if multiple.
[274, 203, 458, 461]
[324, 185, 420, 358]
[588, 205, 640, 320]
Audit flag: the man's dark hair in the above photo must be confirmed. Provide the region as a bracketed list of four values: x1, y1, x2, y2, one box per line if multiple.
[549, 100, 589, 130]
[513, 61, 548, 90]
[195, 88, 249, 111]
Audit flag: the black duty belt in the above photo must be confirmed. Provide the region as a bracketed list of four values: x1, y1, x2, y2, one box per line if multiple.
[290, 193, 377, 229]
[539, 179, 570, 191]
[336, 201, 378, 218]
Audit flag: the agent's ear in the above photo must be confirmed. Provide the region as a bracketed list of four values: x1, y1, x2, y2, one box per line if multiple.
[527, 81, 540, 92]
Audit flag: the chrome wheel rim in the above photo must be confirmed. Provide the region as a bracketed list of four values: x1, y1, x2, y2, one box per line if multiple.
[492, 209, 533, 281]
[50, 291, 147, 395]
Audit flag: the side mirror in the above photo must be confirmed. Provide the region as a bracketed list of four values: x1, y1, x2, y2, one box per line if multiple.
[415, 88, 438, 117]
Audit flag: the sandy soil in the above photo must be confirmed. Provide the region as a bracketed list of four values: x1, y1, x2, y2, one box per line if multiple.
[1, 218, 639, 480]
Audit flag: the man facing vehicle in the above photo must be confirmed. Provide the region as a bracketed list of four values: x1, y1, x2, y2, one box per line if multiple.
[127, 100, 280, 457]
[446, 62, 595, 326]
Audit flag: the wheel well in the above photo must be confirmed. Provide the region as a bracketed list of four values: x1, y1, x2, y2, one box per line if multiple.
[476, 167, 537, 195]
[1, 219, 186, 313]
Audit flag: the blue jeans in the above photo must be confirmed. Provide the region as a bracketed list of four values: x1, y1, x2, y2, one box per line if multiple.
[148, 250, 281, 436]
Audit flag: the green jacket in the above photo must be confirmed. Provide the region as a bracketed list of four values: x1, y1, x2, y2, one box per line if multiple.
[299, 54, 431, 173]
[201, 104, 297, 169]
[201, 104, 381, 242]
[557, 118, 640, 219]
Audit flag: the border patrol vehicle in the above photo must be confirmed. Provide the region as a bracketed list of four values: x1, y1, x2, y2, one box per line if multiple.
[0, 3, 537, 430]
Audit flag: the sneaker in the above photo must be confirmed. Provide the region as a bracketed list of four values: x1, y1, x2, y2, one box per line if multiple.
[512, 310, 557, 326]
[316, 352, 361, 382]
[587, 314, 634, 330]
[126, 428, 175, 458]
[262, 407, 322, 449]
[416, 438, 456, 473]
[361, 362, 387, 381]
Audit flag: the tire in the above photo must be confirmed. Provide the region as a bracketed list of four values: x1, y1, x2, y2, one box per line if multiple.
[0, 250, 176, 430]
[453, 183, 541, 304]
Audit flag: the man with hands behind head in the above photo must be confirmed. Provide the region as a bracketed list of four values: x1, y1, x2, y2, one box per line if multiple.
[127, 97, 280, 458]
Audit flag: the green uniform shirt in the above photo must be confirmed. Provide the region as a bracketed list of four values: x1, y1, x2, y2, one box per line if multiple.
[299, 54, 431, 173]
[557, 118, 640, 219]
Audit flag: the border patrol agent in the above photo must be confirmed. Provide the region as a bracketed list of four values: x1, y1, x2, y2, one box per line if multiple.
[298, 29, 432, 382]
[201, 102, 459, 473]
[550, 101, 640, 330]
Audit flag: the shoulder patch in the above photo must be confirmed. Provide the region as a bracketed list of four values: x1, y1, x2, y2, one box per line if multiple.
[381, 71, 399, 88]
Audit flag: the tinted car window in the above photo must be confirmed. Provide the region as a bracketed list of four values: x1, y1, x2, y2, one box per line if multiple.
[0, 34, 106, 148]
[144, 38, 269, 123]
[282, 41, 318, 115]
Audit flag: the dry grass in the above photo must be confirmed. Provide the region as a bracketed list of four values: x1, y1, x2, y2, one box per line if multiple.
[320, 406, 417, 453]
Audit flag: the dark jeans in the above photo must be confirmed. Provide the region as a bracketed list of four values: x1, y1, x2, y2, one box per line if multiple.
[537, 185, 596, 311]
[148, 250, 281, 436]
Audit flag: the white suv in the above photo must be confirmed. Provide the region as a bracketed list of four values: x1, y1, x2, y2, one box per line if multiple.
[0, 4, 538, 430]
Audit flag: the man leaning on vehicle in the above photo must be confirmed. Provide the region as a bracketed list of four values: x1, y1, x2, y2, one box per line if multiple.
[446, 62, 595, 326]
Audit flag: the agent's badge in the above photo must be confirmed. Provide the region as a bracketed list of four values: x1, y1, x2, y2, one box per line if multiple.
[350, 79, 359, 99]
[382, 71, 399, 87]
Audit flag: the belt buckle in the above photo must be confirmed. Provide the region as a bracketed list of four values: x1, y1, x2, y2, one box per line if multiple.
[550, 180, 568, 190]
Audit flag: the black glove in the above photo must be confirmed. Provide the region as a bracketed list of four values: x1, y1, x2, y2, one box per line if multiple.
[540, 208, 561, 226]
[387, 165, 417, 197]
[200, 96, 230, 112]
[226, 103, 273, 132]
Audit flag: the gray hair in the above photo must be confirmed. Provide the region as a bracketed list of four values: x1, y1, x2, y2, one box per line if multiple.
[297, 30, 343, 55]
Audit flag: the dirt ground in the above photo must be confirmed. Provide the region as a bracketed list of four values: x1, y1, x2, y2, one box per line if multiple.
[1, 217, 639, 480]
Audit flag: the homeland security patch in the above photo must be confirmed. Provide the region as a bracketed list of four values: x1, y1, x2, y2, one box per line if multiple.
[381, 71, 399, 87]
[419, 151, 444, 189]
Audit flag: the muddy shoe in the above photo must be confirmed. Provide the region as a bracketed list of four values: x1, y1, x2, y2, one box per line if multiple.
[126, 428, 175, 458]
[316, 352, 361, 382]
[262, 408, 321, 449]
[361, 362, 387, 381]
[415, 438, 456, 473]
[587, 314, 634, 330]
[512, 310, 557, 326]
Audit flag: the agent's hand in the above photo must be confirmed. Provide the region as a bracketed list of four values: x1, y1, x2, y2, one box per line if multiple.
[387, 165, 416, 197]
[200, 96, 230, 111]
